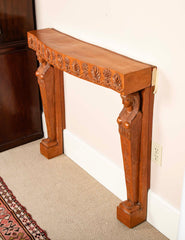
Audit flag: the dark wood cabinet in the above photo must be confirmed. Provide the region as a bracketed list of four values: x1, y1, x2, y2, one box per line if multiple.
[0, 0, 43, 152]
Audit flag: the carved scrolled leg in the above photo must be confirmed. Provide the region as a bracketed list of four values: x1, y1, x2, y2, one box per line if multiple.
[36, 59, 65, 159]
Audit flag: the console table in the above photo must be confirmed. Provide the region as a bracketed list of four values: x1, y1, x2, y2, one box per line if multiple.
[27, 28, 156, 228]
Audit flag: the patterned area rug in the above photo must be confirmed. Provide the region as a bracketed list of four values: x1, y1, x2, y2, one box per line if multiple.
[0, 177, 50, 240]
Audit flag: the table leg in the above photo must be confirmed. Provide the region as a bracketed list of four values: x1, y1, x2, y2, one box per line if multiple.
[117, 87, 154, 227]
[36, 60, 65, 159]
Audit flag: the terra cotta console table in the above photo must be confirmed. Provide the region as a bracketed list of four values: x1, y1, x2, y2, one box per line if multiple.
[27, 28, 156, 228]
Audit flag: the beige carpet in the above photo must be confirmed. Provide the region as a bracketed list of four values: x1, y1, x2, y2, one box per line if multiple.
[0, 141, 168, 240]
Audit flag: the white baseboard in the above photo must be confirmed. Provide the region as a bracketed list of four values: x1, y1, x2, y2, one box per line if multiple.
[147, 190, 180, 240]
[42, 113, 48, 138]
[63, 129, 127, 200]
[63, 129, 180, 240]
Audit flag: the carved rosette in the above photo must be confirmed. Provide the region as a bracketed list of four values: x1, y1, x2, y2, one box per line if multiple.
[103, 69, 111, 87]
[57, 54, 63, 68]
[36, 43, 44, 64]
[28, 34, 124, 93]
[91, 66, 101, 83]
[64, 57, 70, 72]
[72, 61, 81, 76]
[82, 63, 89, 79]
[113, 73, 122, 91]
[45, 48, 51, 62]
[28, 36, 34, 48]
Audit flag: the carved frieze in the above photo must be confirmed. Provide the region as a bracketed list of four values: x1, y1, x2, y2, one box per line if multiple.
[73, 61, 81, 76]
[29, 36, 33, 47]
[57, 54, 63, 68]
[51, 51, 56, 64]
[103, 69, 111, 87]
[113, 73, 122, 91]
[45, 48, 51, 62]
[82, 63, 89, 79]
[64, 57, 70, 72]
[91, 66, 101, 83]
[28, 34, 124, 93]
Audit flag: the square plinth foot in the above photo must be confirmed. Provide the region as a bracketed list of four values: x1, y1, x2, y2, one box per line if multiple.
[117, 200, 145, 228]
[40, 138, 63, 159]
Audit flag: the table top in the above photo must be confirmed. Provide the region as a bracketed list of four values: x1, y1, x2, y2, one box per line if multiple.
[28, 28, 155, 95]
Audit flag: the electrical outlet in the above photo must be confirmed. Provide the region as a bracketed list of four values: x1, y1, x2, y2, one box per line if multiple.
[151, 142, 162, 166]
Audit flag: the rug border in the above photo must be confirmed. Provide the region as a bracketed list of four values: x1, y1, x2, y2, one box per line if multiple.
[0, 176, 50, 240]
[0, 194, 35, 239]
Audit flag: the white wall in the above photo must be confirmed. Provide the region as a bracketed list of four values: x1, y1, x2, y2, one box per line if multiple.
[35, 0, 185, 214]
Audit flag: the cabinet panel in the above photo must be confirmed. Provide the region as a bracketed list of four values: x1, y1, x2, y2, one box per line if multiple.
[0, 46, 43, 151]
[0, 0, 43, 151]
[0, 0, 35, 43]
